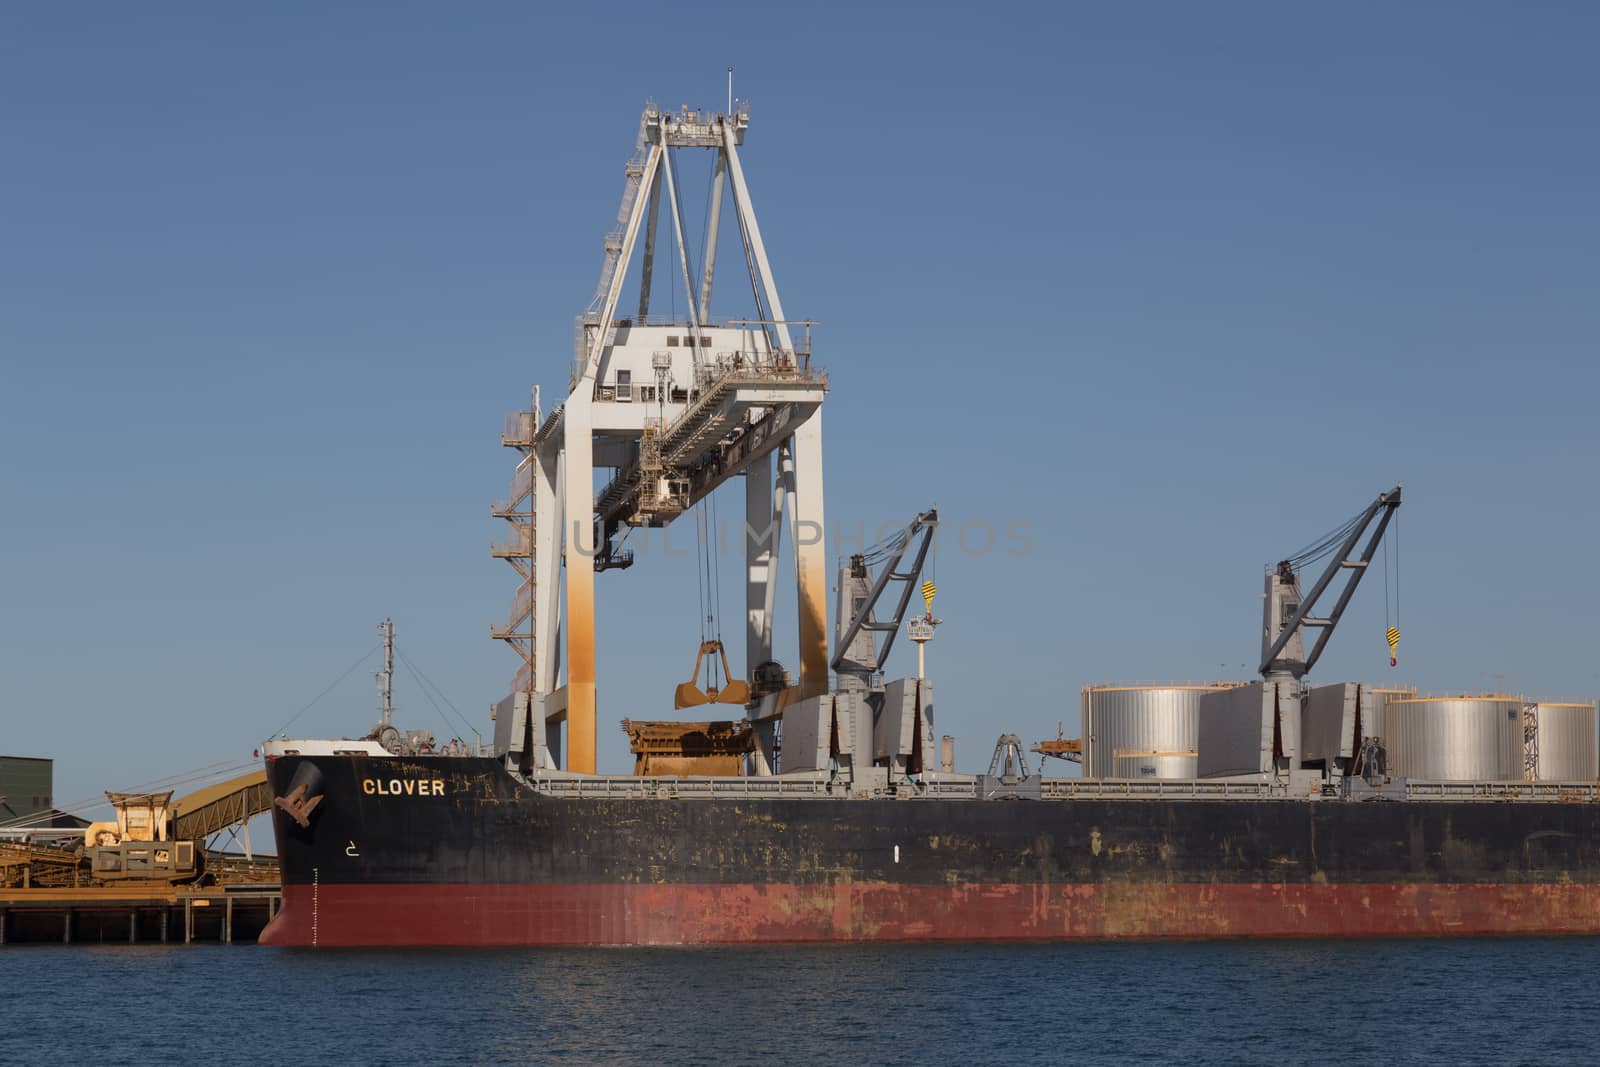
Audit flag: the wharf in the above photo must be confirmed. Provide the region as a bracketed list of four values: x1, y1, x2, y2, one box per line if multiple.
[0, 883, 281, 945]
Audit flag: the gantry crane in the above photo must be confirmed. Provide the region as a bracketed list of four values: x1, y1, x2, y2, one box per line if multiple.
[493, 101, 829, 774]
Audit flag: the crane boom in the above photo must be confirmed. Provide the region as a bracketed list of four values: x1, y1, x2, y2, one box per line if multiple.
[832, 509, 939, 685]
[1259, 485, 1402, 680]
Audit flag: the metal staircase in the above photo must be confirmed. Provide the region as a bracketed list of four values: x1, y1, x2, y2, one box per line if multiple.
[492, 391, 540, 695]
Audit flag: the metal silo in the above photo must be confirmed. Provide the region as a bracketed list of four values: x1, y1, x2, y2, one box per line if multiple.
[1081, 684, 1242, 779]
[1532, 701, 1598, 781]
[1383, 696, 1524, 780]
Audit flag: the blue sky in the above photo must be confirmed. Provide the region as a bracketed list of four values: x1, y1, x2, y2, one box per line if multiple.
[3, 2, 1597, 806]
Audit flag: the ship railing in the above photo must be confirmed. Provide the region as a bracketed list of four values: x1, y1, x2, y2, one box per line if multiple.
[576, 315, 788, 331]
[525, 774, 839, 799]
[1041, 778, 1288, 800]
[1401, 779, 1598, 802]
[916, 779, 982, 798]
[1038, 778, 1599, 802]
[526, 775, 1298, 801]
[520, 773, 1600, 803]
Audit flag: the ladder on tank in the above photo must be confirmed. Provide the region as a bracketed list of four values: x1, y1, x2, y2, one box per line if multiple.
[1522, 701, 1539, 783]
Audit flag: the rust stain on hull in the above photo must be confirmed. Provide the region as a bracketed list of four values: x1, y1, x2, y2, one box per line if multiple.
[260, 881, 1600, 948]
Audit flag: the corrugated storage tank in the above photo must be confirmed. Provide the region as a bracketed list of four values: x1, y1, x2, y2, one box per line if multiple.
[1533, 701, 1598, 781]
[1383, 696, 1524, 780]
[1082, 684, 1243, 779]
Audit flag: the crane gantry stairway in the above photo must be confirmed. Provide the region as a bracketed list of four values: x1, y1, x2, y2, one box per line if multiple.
[492, 403, 539, 695]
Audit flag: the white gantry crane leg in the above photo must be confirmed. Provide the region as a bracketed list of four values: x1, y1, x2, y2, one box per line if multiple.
[722, 122, 827, 696]
[745, 451, 778, 675]
[558, 143, 665, 775]
[636, 177, 664, 320]
[532, 441, 562, 767]
[721, 122, 792, 351]
[560, 397, 596, 774]
[660, 148, 704, 347]
[594, 146, 664, 386]
[698, 152, 726, 321]
[744, 451, 776, 776]
[746, 442, 793, 775]
[788, 412, 828, 697]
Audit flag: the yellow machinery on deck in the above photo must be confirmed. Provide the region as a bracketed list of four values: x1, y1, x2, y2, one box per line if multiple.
[621, 719, 755, 776]
[1032, 724, 1083, 764]
[621, 640, 758, 776]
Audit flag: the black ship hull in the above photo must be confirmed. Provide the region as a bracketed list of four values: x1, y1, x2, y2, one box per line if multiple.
[261, 755, 1600, 946]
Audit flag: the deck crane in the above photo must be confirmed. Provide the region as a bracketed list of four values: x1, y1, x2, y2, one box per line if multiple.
[1259, 485, 1402, 685]
[768, 509, 941, 786]
[832, 509, 940, 693]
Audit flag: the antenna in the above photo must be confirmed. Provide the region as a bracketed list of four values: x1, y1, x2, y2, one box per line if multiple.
[377, 618, 394, 728]
[727, 66, 733, 114]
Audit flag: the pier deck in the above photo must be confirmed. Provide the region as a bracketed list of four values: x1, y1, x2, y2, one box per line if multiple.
[0, 884, 281, 945]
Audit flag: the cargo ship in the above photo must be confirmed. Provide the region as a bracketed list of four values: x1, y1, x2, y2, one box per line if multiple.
[261, 102, 1600, 946]
[260, 749, 1600, 946]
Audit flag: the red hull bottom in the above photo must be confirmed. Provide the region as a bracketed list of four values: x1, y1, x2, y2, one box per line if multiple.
[259, 881, 1600, 947]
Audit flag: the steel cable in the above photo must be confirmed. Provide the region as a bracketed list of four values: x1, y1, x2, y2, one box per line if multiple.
[397, 649, 479, 741]
[266, 642, 382, 740]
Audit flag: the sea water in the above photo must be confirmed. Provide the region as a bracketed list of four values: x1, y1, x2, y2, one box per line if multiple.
[3, 938, 1595, 1065]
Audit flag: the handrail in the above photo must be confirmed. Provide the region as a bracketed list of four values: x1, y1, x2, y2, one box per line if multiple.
[510, 773, 1599, 803]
